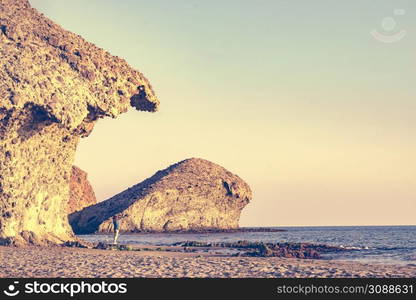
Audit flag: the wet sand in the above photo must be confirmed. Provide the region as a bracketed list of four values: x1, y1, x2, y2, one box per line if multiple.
[0, 246, 414, 278]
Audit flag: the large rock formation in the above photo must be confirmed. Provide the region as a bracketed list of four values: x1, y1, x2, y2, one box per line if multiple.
[0, 0, 159, 245]
[69, 166, 96, 214]
[69, 158, 252, 234]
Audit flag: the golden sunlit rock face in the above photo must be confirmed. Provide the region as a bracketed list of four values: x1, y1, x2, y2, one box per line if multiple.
[0, 0, 158, 245]
[69, 158, 252, 234]
[69, 166, 96, 215]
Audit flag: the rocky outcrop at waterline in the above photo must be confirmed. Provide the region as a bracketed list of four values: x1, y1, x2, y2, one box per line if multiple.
[173, 241, 351, 259]
[65, 240, 349, 260]
[69, 158, 252, 234]
[0, 0, 159, 246]
[69, 166, 96, 214]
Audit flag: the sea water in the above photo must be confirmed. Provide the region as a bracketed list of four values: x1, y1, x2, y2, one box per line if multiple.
[78, 225, 416, 265]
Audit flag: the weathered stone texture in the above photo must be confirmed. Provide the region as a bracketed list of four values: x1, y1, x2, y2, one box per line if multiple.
[0, 0, 158, 245]
[70, 158, 252, 234]
[69, 166, 96, 214]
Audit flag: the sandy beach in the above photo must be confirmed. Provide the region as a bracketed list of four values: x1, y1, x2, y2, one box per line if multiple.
[1, 246, 414, 278]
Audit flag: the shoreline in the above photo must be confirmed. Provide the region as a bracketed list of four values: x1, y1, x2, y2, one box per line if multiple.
[1, 246, 415, 278]
[83, 227, 287, 235]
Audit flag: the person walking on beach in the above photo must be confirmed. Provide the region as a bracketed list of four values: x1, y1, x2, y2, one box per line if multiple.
[112, 215, 120, 244]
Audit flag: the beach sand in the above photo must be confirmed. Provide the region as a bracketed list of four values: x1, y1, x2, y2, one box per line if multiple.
[0, 246, 414, 278]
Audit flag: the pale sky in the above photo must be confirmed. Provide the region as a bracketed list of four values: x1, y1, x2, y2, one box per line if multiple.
[30, 0, 415, 226]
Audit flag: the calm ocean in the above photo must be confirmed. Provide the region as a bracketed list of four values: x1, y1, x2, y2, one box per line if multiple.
[78, 225, 416, 265]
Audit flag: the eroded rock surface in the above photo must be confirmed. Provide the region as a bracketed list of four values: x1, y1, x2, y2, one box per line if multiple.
[69, 158, 252, 234]
[69, 166, 96, 214]
[0, 0, 159, 245]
